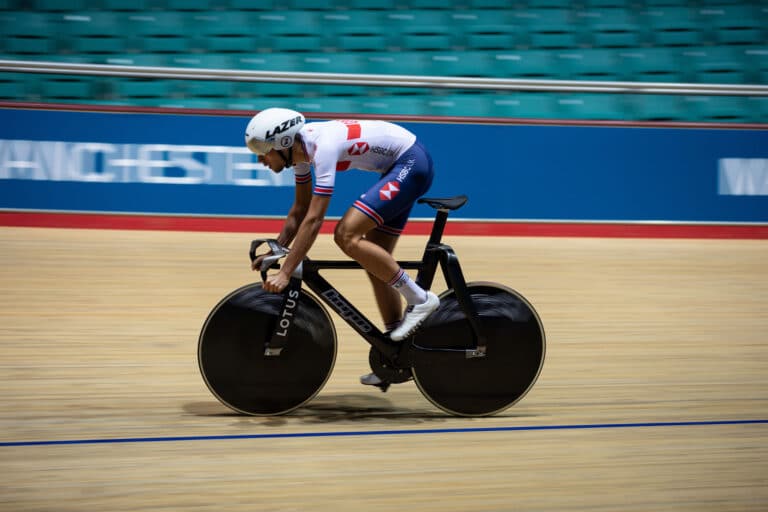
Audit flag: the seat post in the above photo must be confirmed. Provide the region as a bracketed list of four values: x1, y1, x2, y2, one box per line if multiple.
[427, 208, 450, 246]
[417, 195, 467, 246]
[415, 208, 449, 292]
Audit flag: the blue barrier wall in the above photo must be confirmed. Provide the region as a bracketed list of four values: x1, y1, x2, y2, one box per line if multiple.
[1, 107, 767, 223]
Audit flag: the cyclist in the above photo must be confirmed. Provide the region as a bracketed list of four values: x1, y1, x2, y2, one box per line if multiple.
[245, 108, 439, 387]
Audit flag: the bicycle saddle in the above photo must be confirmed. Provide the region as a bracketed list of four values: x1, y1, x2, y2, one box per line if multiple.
[417, 195, 468, 211]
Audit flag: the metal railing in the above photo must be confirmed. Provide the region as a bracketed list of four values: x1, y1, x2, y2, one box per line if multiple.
[1, 59, 767, 96]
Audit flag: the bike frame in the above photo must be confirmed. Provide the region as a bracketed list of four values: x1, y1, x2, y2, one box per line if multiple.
[258, 205, 487, 366]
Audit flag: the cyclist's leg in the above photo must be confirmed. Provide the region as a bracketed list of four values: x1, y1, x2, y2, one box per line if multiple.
[364, 206, 415, 329]
[334, 209, 400, 286]
[334, 155, 429, 296]
[334, 142, 430, 284]
[335, 141, 436, 337]
[363, 228, 403, 329]
[335, 211, 402, 388]
[335, 208, 403, 326]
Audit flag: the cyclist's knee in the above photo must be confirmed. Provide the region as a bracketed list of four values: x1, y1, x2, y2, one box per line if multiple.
[334, 223, 359, 254]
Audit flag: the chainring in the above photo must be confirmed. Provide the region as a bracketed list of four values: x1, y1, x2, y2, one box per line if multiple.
[368, 346, 413, 384]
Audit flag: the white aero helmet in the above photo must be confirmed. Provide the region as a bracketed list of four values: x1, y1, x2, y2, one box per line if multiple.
[245, 108, 305, 155]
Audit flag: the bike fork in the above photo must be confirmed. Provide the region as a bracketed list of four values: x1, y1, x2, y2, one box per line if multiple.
[264, 276, 303, 356]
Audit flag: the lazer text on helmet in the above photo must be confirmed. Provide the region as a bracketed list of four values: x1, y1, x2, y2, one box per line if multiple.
[265, 116, 304, 140]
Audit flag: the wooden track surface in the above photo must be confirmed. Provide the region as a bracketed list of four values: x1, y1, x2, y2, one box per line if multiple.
[0, 226, 766, 511]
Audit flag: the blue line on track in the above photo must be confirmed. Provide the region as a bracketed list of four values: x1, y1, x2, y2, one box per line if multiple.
[1, 419, 765, 447]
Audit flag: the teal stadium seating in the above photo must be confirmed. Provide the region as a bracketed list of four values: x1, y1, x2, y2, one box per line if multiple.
[451, 10, 517, 51]
[640, 7, 703, 47]
[358, 95, 432, 116]
[0, 1, 764, 122]
[751, 47, 768, 85]
[554, 49, 630, 82]
[59, 12, 126, 54]
[516, 8, 580, 50]
[192, 12, 260, 53]
[555, 93, 632, 120]
[683, 46, 750, 84]
[1, 12, 55, 54]
[489, 94, 560, 119]
[425, 51, 495, 78]
[426, 93, 496, 117]
[747, 97, 768, 123]
[684, 95, 751, 122]
[33, 0, 88, 11]
[620, 47, 688, 83]
[486, 51, 566, 80]
[111, 78, 183, 104]
[0, 72, 40, 101]
[362, 52, 429, 76]
[576, 8, 644, 49]
[698, 4, 764, 46]
[628, 94, 691, 121]
[102, 53, 169, 67]
[320, 10, 390, 52]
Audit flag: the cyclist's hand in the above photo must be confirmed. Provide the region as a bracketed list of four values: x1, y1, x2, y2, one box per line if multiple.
[251, 252, 271, 272]
[263, 272, 290, 293]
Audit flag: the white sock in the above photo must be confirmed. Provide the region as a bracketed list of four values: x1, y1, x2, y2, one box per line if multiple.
[388, 269, 427, 305]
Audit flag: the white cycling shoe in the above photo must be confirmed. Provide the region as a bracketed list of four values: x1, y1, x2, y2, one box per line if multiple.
[360, 372, 384, 386]
[360, 372, 391, 392]
[390, 291, 440, 341]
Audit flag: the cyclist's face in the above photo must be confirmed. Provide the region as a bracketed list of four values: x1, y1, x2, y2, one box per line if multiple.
[258, 149, 286, 173]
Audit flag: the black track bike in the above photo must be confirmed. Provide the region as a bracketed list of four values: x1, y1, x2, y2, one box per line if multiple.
[198, 195, 545, 417]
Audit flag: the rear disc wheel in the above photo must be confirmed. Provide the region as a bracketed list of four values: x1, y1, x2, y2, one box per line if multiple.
[411, 282, 545, 417]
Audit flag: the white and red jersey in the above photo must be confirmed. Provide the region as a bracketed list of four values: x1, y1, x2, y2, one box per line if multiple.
[293, 120, 417, 196]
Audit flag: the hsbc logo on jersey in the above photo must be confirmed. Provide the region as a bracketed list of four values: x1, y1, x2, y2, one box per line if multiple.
[348, 142, 369, 155]
[379, 181, 400, 201]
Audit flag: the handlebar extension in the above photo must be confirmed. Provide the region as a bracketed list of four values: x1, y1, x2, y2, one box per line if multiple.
[249, 239, 291, 282]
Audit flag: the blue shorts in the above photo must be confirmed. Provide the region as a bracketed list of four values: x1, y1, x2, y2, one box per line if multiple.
[352, 140, 434, 236]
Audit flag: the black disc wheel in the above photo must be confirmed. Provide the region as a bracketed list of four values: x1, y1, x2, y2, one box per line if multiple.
[198, 283, 336, 415]
[411, 282, 545, 417]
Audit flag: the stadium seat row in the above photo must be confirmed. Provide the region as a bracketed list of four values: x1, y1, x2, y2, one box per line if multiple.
[2, 5, 767, 54]
[8, 0, 767, 11]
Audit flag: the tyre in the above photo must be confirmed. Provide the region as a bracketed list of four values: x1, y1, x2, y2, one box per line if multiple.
[198, 283, 337, 415]
[411, 282, 545, 416]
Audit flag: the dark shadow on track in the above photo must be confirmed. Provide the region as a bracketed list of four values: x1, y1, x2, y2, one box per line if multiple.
[183, 393, 444, 427]
[184, 392, 536, 428]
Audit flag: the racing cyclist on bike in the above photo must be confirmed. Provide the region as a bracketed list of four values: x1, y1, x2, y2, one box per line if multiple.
[244, 108, 439, 388]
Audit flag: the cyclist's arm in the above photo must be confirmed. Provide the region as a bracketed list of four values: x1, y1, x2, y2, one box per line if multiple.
[271, 147, 334, 284]
[277, 193, 330, 278]
[276, 180, 312, 247]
